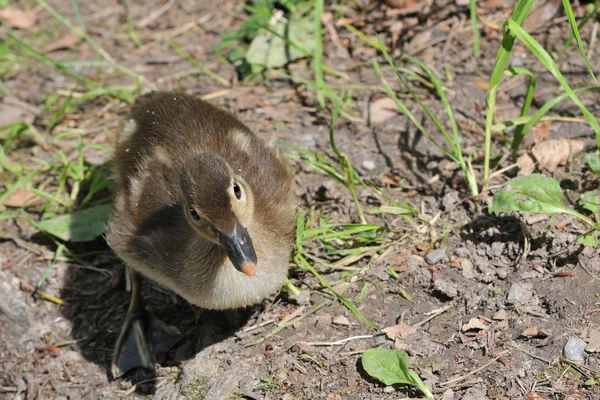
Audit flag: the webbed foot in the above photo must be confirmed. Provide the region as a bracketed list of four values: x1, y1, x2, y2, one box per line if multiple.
[111, 269, 181, 378]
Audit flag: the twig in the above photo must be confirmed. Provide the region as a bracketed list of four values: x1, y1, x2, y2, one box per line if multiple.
[136, 0, 175, 28]
[300, 334, 374, 347]
[439, 350, 510, 386]
[242, 318, 275, 333]
[411, 304, 452, 328]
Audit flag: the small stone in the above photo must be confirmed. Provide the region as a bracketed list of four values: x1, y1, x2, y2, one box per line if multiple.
[461, 259, 476, 279]
[506, 282, 533, 304]
[383, 386, 395, 393]
[425, 248, 447, 265]
[496, 267, 509, 280]
[289, 290, 311, 305]
[441, 389, 454, 400]
[564, 336, 587, 364]
[442, 191, 459, 210]
[433, 279, 458, 299]
[362, 160, 376, 171]
[492, 309, 509, 321]
[462, 387, 486, 400]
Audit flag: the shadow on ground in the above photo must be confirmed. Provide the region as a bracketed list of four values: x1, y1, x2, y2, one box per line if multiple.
[58, 248, 253, 394]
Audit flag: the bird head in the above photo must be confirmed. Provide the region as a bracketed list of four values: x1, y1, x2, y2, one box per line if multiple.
[179, 152, 257, 276]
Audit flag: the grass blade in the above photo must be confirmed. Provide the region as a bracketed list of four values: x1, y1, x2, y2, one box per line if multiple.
[506, 20, 600, 144]
[470, 0, 481, 57]
[296, 254, 378, 329]
[314, 0, 325, 109]
[562, 0, 597, 81]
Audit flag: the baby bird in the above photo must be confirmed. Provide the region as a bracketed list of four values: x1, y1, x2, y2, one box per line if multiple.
[106, 91, 296, 378]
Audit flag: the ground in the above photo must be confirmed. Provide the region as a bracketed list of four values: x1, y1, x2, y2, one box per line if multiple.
[2, 0, 600, 399]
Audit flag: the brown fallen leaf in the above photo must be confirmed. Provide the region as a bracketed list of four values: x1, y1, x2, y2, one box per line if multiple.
[42, 32, 81, 53]
[3, 189, 38, 208]
[517, 138, 585, 174]
[332, 315, 351, 326]
[532, 120, 551, 142]
[383, 0, 426, 9]
[531, 138, 585, 172]
[462, 317, 489, 332]
[0, 96, 41, 126]
[369, 97, 398, 125]
[492, 309, 509, 321]
[0, 7, 36, 30]
[382, 322, 417, 340]
[475, 81, 489, 90]
[520, 326, 550, 339]
[516, 153, 536, 175]
[523, 0, 561, 31]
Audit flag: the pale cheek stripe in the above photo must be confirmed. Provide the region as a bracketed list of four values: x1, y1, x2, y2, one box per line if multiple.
[119, 119, 137, 143]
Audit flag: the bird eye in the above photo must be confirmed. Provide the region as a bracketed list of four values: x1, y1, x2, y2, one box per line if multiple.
[233, 182, 242, 200]
[189, 207, 201, 221]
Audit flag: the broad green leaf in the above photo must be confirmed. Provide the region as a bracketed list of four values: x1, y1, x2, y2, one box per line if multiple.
[585, 152, 600, 178]
[489, 174, 570, 215]
[246, 17, 315, 68]
[579, 191, 600, 216]
[489, 175, 596, 228]
[578, 233, 598, 247]
[35, 203, 112, 242]
[361, 348, 414, 386]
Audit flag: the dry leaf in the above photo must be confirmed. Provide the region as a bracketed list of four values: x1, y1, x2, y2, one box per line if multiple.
[332, 315, 350, 326]
[532, 120, 551, 142]
[531, 139, 585, 172]
[475, 81, 489, 90]
[382, 322, 417, 340]
[520, 326, 550, 338]
[516, 153, 535, 175]
[0, 96, 41, 126]
[42, 32, 81, 53]
[462, 317, 488, 332]
[394, 338, 407, 350]
[369, 97, 397, 125]
[408, 30, 432, 50]
[3, 189, 38, 208]
[523, 0, 561, 31]
[492, 309, 509, 321]
[0, 7, 36, 30]
[483, 0, 511, 9]
[383, 0, 425, 9]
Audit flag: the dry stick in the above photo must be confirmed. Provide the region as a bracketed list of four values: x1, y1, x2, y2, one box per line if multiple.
[136, 0, 175, 28]
[411, 304, 452, 329]
[300, 335, 374, 347]
[246, 302, 329, 346]
[512, 346, 551, 364]
[242, 318, 275, 333]
[439, 350, 510, 387]
[200, 90, 233, 101]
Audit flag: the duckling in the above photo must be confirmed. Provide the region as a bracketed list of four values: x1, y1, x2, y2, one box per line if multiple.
[106, 91, 296, 378]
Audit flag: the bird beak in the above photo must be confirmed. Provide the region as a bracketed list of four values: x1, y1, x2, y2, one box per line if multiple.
[220, 224, 257, 276]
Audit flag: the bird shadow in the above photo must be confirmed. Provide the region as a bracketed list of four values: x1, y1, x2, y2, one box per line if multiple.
[59, 254, 254, 394]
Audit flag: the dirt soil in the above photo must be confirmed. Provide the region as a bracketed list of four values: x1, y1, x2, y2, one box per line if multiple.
[2, 0, 600, 399]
